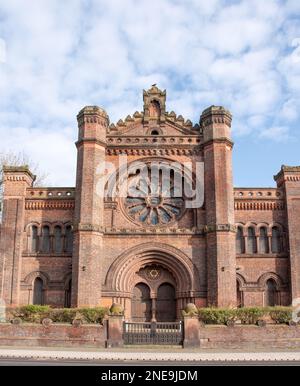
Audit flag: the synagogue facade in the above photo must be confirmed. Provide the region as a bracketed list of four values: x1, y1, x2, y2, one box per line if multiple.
[0, 86, 299, 321]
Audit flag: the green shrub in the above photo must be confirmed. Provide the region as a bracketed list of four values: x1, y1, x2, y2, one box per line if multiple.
[269, 307, 293, 324]
[16, 305, 51, 323]
[79, 308, 107, 324]
[20, 305, 51, 314]
[197, 306, 294, 325]
[236, 307, 267, 325]
[48, 308, 77, 323]
[198, 308, 237, 325]
[8, 306, 108, 324]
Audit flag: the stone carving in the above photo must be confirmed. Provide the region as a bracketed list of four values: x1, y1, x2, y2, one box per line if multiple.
[146, 266, 161, 281]
[109, 303, 124, 316]
[182, 303, 198, 317]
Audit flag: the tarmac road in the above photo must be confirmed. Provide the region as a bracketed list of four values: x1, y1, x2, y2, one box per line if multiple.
[0, 356, 300, 366]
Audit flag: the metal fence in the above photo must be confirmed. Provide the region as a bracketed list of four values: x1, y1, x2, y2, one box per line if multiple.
[123, 321, 183, 345]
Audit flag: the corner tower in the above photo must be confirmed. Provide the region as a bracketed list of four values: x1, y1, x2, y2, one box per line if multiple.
[0, 166, 35, 305]
[201, 106, 236, 307]
[71, 106, 109, 307]
[275, 166, 300, 304]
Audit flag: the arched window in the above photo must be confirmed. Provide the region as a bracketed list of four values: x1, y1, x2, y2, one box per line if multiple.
[54, 225, 62, 253]
[237, 280, 243, 308]
[65, 225, 73, 253]
[259, 227, 269, 253]
[247, 227, 257, 254]
[236, 226, 245, 254]
[149, 100, 161, 118]
[41, 225, 50, 253]
[265, 279, 277, 306]
[271, 227, 281, 253]
[30, 225, 38, 253]
[33, 278, 44, 305]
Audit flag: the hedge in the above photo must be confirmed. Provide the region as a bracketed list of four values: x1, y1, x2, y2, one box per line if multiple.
[198, 307, 293, 325]
[7, 305, 108, 324]
[4, 305, 295, 325]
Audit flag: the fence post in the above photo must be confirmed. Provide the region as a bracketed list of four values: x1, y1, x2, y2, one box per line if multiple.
[106, 315, 124, 348]
[183, 316, 201, 348]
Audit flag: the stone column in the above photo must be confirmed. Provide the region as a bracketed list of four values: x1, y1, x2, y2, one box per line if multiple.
[106, 315, 124, 348]
[183, 316, 201, 348]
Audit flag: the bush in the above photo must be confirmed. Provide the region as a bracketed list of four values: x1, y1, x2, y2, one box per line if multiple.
[8, 306, 108, 325]
[48, 309, 77, 323]
[197, 306, 294, 325]
[269, 307, 293, 324]
[14, 305, 51, 323]
[236, 307, 268, 325]
[79, 308, 107, 324]
[198, 308, 237, 325]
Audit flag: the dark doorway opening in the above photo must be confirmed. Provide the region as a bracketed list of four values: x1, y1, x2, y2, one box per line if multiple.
[132, 283, 152, 322]
[156, 283, 176, 322]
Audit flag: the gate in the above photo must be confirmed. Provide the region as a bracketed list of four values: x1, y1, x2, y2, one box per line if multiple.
[123, 321, 183, 345]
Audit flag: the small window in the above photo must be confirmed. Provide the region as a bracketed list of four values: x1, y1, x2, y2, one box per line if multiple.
[65, 225, 73, 253]
[41, 226, 50, 253]
[30, 225, 38, 253]
[259, 227, 269, 253]
[236, 227, 245, 254]
[151, 130, 159, 136]
[54, 226, 62, 253]
[149, 100, 161, 118]
[271, 227, 281, 253]
[247, 227, 257, 254]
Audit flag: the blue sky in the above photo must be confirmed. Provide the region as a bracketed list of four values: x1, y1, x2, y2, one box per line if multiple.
[0, 0, 299, 187]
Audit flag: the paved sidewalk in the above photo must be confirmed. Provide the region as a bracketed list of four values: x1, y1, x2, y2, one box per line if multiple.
[0, 348, 300, 362]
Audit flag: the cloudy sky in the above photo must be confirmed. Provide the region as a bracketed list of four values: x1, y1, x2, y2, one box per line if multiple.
[0, 0, 299, 187]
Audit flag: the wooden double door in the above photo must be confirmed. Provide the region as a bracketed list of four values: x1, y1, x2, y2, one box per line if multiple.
[131, 282, 176, 322]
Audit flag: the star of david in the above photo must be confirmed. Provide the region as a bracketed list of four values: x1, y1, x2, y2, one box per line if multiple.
[148, 268, 160, 279]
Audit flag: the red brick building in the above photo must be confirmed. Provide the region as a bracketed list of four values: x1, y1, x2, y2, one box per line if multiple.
[0, 86, 299, 321]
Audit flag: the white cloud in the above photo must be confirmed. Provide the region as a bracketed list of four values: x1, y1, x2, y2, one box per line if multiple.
[259, 126, 291, 142]
[0, 0, 299, 185]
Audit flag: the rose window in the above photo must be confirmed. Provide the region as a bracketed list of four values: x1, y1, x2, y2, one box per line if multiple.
[124, 168, 185, 226]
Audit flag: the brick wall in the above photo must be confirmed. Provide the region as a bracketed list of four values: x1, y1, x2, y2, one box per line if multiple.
[0, 323, 106, 348]
[198, 325, 300, 349]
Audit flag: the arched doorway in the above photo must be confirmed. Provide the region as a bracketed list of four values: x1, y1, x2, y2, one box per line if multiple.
[33, 278, 44, 305]
[265, 279, 277, 306]
[236, 280, 243, 308]
[64, 279, 72, 308]
[132, 283, 152, 322]
[156, 283, 176, 322]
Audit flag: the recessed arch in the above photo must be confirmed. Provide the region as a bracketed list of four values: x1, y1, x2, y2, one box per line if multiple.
[156, 283, 176, 321]
[23, 271, 50, 289]
[105, 243, 200, 298]
[257, 272, 283, 289]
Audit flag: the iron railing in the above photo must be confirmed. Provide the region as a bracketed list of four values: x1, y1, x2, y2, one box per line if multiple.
[123, 321, 183, 345]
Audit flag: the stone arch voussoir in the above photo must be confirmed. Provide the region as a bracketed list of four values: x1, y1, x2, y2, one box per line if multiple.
[105, 243, 200, 297]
